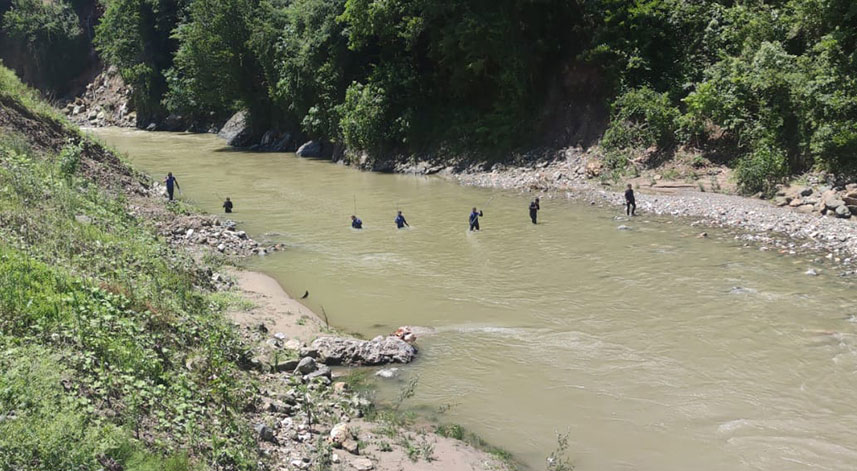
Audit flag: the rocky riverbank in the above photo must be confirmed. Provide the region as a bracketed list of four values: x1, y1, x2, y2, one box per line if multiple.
[446, 150, 857, 271]
[227, 271, 512, 471]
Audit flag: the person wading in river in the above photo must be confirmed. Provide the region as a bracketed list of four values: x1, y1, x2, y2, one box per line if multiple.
[395, 210, 409, 229]
[469, 207, 484, 231]
[222, 197, 233, 213]
[164, 172, 180, 201]
[625, 183, 636, 216]
[529, 197, 540, 224]
[351, 215, 363, 229]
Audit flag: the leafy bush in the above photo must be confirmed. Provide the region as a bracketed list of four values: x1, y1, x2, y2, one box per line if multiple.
[734, 144, 788, 195]
[59, 139, 83, 177]
[602, 87, 679, 151]
[338, 80, 407, 153]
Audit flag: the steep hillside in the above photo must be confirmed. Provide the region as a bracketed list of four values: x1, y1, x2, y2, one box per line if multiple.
[0, 64, 259, 471]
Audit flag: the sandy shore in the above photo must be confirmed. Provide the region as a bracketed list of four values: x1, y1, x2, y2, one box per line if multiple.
[227, 268, 513, 471]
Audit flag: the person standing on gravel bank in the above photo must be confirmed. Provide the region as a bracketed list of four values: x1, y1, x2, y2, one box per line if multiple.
[164, 172, 180, 201]
[222, 197, 233, 213]
[529, 197, 540, 224]
[625, 184, 636, 216]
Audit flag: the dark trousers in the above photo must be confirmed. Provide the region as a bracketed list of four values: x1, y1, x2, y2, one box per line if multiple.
[470, 221, 479, 231]
[530, 210, 538, 224]
[626, 201, 635, 215]
[167, 187, 174, 201]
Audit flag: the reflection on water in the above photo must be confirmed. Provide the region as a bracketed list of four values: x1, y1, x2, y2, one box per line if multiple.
[95, 128, 857, 471]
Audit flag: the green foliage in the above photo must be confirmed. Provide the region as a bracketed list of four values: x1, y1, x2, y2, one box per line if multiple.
[339, 80, 406, 153]
[163, 0, 264, 121]
[0, 73, 257, 470]
[59, 139, 83, 177]
[734, 144, 789, 196]
[265, 0, 352, 138]
[83, 0, 857, 181]
[602, 87, 679, 151]
[0, 0, 89, 94]
[94, 0, 183, 123]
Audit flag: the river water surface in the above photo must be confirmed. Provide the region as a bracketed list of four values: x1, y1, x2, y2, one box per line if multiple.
[94, 128, 857, 471]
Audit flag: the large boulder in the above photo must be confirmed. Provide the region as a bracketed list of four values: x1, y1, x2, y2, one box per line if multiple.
[310, 336, 417, 366]
[218, 111, 254, 147]
[296, 140, 330, 158]
[260, 130, 291, 151]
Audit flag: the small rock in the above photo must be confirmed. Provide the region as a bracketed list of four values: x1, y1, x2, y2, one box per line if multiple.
[332, 453, 341, 464]
[274, 332, 287, 340]
[805, 269, 819, 276]
[617, 225, 631, 231]
[74, 214, 92, 225]
[254, 423, 276, 443]
[290, 459, 309, 470]
[333, 382, 348, 394]
[274, 358, 300, 373]
[330, 422, 349, 445]
[284, 339, 303, 351]
[697, 232, 708, 238]
[835, 205, 851, 218]
[343, 439, 360, 455]
[375, 368, 400, 379]
[295, 356, 317, 375]
[305, 365, 331, 381]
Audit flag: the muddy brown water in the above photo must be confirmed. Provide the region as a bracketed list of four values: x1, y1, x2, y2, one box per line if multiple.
[94, 128, 857, 471]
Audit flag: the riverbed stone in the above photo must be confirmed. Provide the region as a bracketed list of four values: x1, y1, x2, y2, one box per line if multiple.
[295, 357, 318, 375]
[310, 336, 417, 366]
[835, 205, 851, 218]
[375, 368, 400, 379]
[296, 140, 324, 158]
[254, 423, 276, 443]
[330, 422, 349, 446]
[274, 358, 300, 373]
[350, 458, 372, 470]
[305, 364, 331, 381]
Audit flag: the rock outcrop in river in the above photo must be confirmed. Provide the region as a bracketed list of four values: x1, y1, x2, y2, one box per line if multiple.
[304, 335, 418, 366]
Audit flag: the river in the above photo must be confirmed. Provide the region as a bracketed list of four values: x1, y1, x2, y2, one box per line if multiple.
[93, 128, 857, 471]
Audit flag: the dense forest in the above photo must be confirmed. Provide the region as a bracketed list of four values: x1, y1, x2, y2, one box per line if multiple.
[1, 0, 857, 193]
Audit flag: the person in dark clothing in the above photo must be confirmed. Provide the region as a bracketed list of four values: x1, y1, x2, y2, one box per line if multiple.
[469, 207, 483, 231]
[351, 215, 363, 229]
[223, 197, 233, 213]
[624, 184, 636, 216]
[164, 172, 180, 201]
[529, 197, 540, 224]
[395, 210, 409, 229]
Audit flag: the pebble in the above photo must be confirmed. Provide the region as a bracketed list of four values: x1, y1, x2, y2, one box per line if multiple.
[350, 458, 373, 470]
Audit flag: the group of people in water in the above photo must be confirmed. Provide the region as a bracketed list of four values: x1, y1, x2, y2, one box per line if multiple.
[164, 172, 638, 229]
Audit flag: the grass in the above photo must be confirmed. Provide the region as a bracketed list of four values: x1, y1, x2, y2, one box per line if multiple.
[0, 66, 258, 470]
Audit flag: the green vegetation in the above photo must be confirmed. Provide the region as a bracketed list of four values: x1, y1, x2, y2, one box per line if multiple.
[5, 0, 857, 190]
[0, 68, 256, 470]
[89, 0, 857, 188]
[0, 0, 90, 95]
